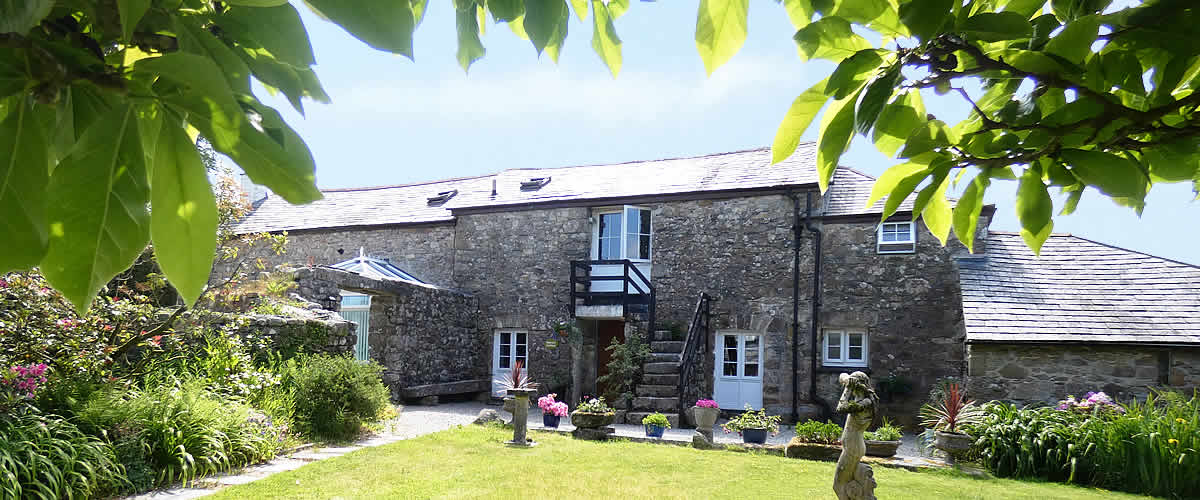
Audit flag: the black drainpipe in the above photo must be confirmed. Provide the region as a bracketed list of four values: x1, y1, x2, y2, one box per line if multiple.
[805, 192, 831, 420]
[789, 192, 802, 422]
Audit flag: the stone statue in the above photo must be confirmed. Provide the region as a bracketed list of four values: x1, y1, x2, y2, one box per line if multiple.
[833, 371, 878, 500]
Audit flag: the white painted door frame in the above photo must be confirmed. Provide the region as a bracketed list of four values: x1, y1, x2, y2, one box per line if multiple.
[589, 206, 652, 293]
[492, 330, 528, 397]
[712, 331, 764, 410]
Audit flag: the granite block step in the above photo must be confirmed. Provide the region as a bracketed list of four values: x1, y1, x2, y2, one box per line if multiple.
[643, 362, 680, 374]
[635, 384, 678, 398]
[649, 352, 681, 363]
[625, 412, 681, 428]
[642, 374, 677, 385]
[633, 396, 679, 412]
[650, 341, 684, 353]
[652, 330, 677, 341]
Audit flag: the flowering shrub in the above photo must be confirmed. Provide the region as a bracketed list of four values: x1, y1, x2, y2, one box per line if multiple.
[1056, 391, 1125, 414]
[1, 363, 49, 414]
[793, 419, 842, 444]
[537, 393, 570, 417]
[695, 399, 718, 409]
[575, 396, 615, 414]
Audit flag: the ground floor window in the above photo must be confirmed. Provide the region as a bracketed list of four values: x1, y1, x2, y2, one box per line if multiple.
[822, 329, 867, 367]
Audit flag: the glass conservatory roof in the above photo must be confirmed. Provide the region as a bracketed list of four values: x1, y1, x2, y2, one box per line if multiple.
[331, 248, 423, 284]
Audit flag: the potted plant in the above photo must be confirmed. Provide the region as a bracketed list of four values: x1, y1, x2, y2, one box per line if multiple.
[920, 382, 982, 461]
[642, 412, 671, 438]
[538, 393, 569, 428]
[721, 404, 781, 444]
[570, 396, 616, 429]
[863, 417, 903, 458]
[693, 399, 720, 431]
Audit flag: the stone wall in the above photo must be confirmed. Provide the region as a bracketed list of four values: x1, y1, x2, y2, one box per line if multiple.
[967, 344, 1200, 405]
[813, 216, 983, 426]
[451, 208, 591, 390]
[217, 223, 457, 286]
[208, 312, 357, 357]
[291, 267, 489, 400]
[653, 195, 806, 418]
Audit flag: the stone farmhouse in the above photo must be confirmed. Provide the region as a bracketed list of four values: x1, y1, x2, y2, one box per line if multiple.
[229, 145, 1200, 427]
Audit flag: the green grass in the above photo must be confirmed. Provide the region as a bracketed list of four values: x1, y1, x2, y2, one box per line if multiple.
[210, 425, 1153, 500]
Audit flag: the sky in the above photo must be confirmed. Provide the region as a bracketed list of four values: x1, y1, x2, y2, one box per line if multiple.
[243, 1, 1198, 265]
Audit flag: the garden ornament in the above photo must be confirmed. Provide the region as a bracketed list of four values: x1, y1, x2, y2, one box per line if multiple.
[833, 371, 878, 500]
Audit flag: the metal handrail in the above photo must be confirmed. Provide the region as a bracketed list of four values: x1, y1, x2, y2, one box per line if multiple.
[677, 293, 711, 418]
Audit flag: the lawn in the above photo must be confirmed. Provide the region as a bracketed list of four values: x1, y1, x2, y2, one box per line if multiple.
[209, 425, 1151, 500]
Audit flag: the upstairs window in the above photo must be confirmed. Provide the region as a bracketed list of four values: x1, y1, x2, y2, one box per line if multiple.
[593, 206, 652, 261]
[426, 189, 457, 206]
[823, 329, 867, 367]
[877, 221, 915, 254]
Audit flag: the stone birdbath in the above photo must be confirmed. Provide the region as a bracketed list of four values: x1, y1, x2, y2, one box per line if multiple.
[692, 401, 720, 448]
[506, 388, 538, 447]
[833, 371, 878, 500]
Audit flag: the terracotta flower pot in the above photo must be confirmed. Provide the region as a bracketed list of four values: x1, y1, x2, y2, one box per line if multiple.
[865, 440, 901, 458]
[570, 411, 616, 429]
[693, 406, 719, 430]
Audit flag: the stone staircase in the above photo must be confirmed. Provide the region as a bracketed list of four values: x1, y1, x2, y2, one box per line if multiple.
[625, 330, 684, 428]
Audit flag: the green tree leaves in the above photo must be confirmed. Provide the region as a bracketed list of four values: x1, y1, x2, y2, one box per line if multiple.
[695, 0, 750, 75]
[0, 98, 49, 273]
[0, 0, 52, 35]
[456, 1, 487, 72]
[526, 0, 570, 61]
[41, 105, 150, 313]
[794, 17, 872, 62]
[772, 78, 830, 165]
[304, 0, 417, 57]
[150, 116, 219, 307]
[1016, 166, 1054, 254]
[117, 0, 151, 41]
[591, 0, 623, 77]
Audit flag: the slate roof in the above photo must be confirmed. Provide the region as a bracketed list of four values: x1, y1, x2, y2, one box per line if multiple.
[824, 166, 917, 217]
[959, 232, 1200, 345]
[233, 144, 903, 234]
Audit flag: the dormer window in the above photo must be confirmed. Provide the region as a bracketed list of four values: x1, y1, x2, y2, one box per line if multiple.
[426, 189, 457, 206]
[520, 177, 551, 191]
[877, 221, 916, 254]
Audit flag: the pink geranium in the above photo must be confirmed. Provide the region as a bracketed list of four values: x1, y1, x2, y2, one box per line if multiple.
[549, 401, 569, 417]
[538, 393, 560, 413]
[695, 399, 719, 409]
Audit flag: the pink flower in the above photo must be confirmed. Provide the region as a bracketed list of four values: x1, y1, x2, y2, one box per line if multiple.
[538, 393, 559, 412]
[550, 401, 569, 417]
[696, 399, 719, 409]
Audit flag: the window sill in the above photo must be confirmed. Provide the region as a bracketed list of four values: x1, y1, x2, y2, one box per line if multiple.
[817, 365, 870, 374]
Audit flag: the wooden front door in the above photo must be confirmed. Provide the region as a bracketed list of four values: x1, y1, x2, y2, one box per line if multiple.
[596, 320, 625, 398]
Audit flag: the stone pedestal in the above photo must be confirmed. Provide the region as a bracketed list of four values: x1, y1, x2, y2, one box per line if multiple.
[506, 388, 538, 447]
[692, 431, 717, 449]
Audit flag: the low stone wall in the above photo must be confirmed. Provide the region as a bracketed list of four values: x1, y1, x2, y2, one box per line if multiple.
[290, 267, 489, 401]
[967, 343, 1200, 405]
[205, 311, 357, 357]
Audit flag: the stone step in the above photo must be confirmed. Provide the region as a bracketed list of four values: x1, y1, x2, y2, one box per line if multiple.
[625, 412, 680, 428]
[650, 341, 684, 353]
[635, 384, 678, 398]
[633, 396, 679, 412]
[648, 352, 681, 363]
[643, 362, 680, 374]
[652, 330, 677, 341]
[642, 374, 677, 385]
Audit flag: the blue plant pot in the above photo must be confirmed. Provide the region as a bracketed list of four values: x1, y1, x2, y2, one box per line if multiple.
[543, 414, 561, 428]
[742, 428, 768, 444]
[645, 424, 666, 438]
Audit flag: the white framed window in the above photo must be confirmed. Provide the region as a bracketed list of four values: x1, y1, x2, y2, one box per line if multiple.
[592, 206, 652, 261]
[877, 221, 916, 254]
[822, 329, 868, 367]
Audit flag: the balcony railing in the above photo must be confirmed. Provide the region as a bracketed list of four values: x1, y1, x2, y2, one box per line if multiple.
[569, 259, 655, 329]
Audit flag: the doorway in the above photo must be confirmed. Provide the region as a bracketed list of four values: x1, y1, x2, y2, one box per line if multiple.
[595, 320, 625, 398]
[713, 332, 764, 410]
[491, 330, 528, 397]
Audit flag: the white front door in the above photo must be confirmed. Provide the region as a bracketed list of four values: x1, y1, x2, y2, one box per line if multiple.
[713, 333, 764, 410]
[590, 206, 652, 293]
[492, 331, 527, 397]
